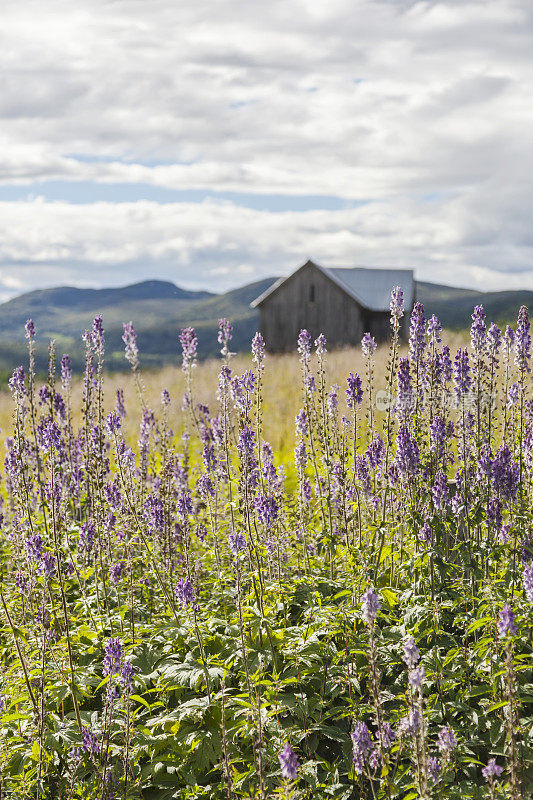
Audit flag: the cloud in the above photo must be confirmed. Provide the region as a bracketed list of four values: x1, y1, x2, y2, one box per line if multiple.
[0, 0, 531, 295]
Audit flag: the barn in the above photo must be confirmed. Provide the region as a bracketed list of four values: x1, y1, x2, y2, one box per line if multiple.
[250, 259, 414, 352]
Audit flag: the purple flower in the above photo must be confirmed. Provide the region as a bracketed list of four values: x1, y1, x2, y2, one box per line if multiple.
[514, 305, 531, 373]
[25, 318, 36, 340]
[396, 358, 413, 419]
[79, 522, 96, 554]
[237, 426, 255, 460]
[361, 332, 377, 356]
[503, 325, 515, 352]
[453, 347, 471, 401]
[92, 315, 105, 354]
[523, 564, 533, 602]
[346, 373, 363, 408]
[436, 726, 457, 755]
[315, 334, 327, 355]
[294, 441, 307, 470]
[361, 587, 380, 625]
[497, 603, 517, 637]
[115, 388, 126, 418]
[351, 722, 373, 773]
[175, 577, 195, 608]
[409, 302, 426, 364]
[398, 708, 421, 737]
[82, 726, 100, 758]
[327, 386, 338, 416]
[161, 388, 170, 406]
[103, 637, 123, 677]
[254, 494, 279, 528]
[120, 662, 134, 696]
[218, 318, 233, 356]
[110, 562, 125, 584]
[402, 635, 420, 669]
[297, 329, 311, 359]
[491, 444, 519, 502]
[487, 323, 501, 355]
[409, 666, 425, 690]
[295, 409, 308, 437]
[377, 722, 395, 750]
[177, 492, 193, 517]
[122, 322, 138, 367]
[278, 742, 298, 780]
[432, 472, 449, 510]
[470, 305, 487, 355]
[104, 411, 121, 436]
[61, 354, 72, 389]
[228, 531, 246, 555]
[435, 345, 452, 384]
[25, 532, 43, 562]
[426, 314, 442, 344]
[180, 327, 198, 370]
[394, 424, 420, 478]
[8, 366, 26, 398]
[251, 332, 265, 363]
[482, 759, 503, 780]
[390, 286, 404, 325]
[428, 755, 440, 784]
[366, 436, 384, 470]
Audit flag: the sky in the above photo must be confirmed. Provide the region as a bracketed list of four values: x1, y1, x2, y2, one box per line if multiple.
[0, 0, 532, 301]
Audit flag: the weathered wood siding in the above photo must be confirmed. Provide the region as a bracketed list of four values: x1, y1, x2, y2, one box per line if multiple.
[259, 262, 366, 351]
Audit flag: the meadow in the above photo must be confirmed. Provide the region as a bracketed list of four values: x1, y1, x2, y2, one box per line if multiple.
[0, 296, 531, 799]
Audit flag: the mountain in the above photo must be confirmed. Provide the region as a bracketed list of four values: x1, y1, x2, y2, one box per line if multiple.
[0, 275, 529, 377]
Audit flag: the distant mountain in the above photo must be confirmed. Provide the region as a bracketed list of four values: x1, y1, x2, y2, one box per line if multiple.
[0, 275, 529, 377]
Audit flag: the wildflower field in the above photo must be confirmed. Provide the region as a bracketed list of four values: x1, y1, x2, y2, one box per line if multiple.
[0, 293, 532, 800]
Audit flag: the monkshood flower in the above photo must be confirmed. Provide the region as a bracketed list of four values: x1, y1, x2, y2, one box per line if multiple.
[61, 354, 72, 390]
[177, 492, 193, 517]
[278, 742, 299, 780]
[115, 388, 126, 418]
[180, 327, 198, 370]
[315, 334, 327, 355]
[79, 522, 96, 554]
[398, 708, 421, 736]
[508, 382, 519, 406]
[237, 426, 255, 460]
[92, 315, 105, 355]
[361, 587, 380, 625]
[294, 441, 307, 469]
[120, 662, 135, 696]
[470, 305, 487, 356]
[346, 373, 363, 408]
[487, 323, 501, 355]
[251, 332, 265, 363]
[394, 424, 420, 478]
[409, 666, 425, 690]
[103, 637, 123, 677]
[523, 564, 533, 602]
[254, 494, 279, 528]
[402, 635, 420, 669]
[295, 409, 308, 436]
[515, 305, 531, 373]
[218, 318, 233, 357]
[104, 411, 121, 436]
[453, 348, 471, 401]
[39, 552, 56, 578]
[435, 345, 452, 384]
[366, 436, 384, 470]
[361, 332, 377, 356]
[327, 386, 338, 416]
[390, 286, 404, 324]
[297, 329, 311, 359]
[25, 532, 43, 562]
[430, 416, 453, 460]
[228, 531, 246, 556]
[351, 722, 373, 773]
[396, 358, 413, 419]
[8, 366, 26, 399]
[110, 562, 124, 584]
[41, 421, 62, 453]
[25, 318, 35, 339]
[426, 314, 442, 344]
[482, 759, 503, 780]
[409, 302, 426, 364]
[436, 726, 457, 756]
[122, 321, 138, 367]
[491, 444, 519, 502]
[144, 495, 165, 532]
[377, 722, 395, 750]
[82, 726, 100, 758]
[497, 603, 517, 638]
[161, 388, 170, 406]
[428, 756, 441, 784]
[175, 577, 195, 608]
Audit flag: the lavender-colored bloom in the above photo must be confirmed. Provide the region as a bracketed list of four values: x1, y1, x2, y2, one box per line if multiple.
[482, 759, 503, 780]
[294, 441, 307, 470]
[175, 577, 195, 608]
[394, 424, 420, 478]
[390, 286, 404, 324]
[361, 587, 380, 625]
[25, 318, 35, 339]
[523, 564, 533, 602]
[161, 388, 170, 406]
[487, 498, 502, 530]
[430, 415, 452, 459]
[82, 726, 100, 758]
[104, 411, 121, 436]
[8, 366, 26, 398]
[251, 332, 265, 363]
[120, 662, 134, 695]
[39, 552, 56, 578]
[428, 756, 440, 784]
[26, 532, 43, 561]
[92, 315, 105, 354]
[79, 521, 96, 554]
[346, 372, 363, 408]
[377, 722, 395, 750]
[295, 409, 308, 436]
[110, 562, 124, 584]
[497, 603, 517, 637]
[115, 388, 126, 418]
[435, 345, 452, 385]
[409, 302, 426, 364]
[180, 327, 198, 370]
[396, 358, 413, 418]
[426, 314, 442, 344]
[514, 305, 531, 373]
[306, 374, 316, 393]
[398, 708, 421, 737]
[254, 494, 279, 528]
[361, 332, 377, 356]
[327, 386, 339, 416]
[237, 426, 255, 460]
[351, 722, 373, 773]
[228, 531, 246, 555]
[355, 455, 372, 497]
[503, 325, 515, 352]
[470, 305, 487, 355]
[491, 444, 519, 502]
[103, 637, 123, 677]
[122, 321, 138, 367]
[409, 666, 425, 690]
[197, 473, 215, 498]
[402, 635, 420, 669]
[315, 334, 327, 355]
[278, 742, 298, 780]
[453, 348, 471, 401]
[61, 354, 71, 390]
[508, 382, 519, 406]
[432, 472, 449, 510]
[218, 318, 233, 357]
[366, 436, 384, 470]
[297, 329, 311, 359]
[436, 726, 457, 755]
[177, 492, 193, 517]
[419, 523, 432, 544]
[487, 323, 501, 355]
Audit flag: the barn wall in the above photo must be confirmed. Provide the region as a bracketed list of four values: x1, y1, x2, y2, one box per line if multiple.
[259, 262, 366, 351]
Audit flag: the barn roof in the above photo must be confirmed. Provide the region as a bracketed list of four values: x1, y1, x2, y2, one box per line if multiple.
[251, 260, 415, 312]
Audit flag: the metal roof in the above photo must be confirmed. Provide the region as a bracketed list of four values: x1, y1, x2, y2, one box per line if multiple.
[251, 260, 415, 312]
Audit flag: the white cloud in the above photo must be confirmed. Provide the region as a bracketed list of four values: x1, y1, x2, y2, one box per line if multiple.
[0, 0, 531, 294]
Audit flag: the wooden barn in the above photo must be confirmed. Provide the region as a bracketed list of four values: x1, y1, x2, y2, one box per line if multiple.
[251, 259, 414, 351]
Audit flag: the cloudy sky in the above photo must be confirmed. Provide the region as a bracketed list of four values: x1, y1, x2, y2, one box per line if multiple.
[0, 0, 531, 300]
